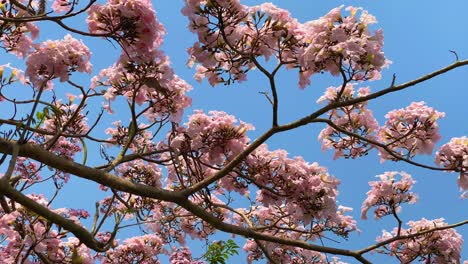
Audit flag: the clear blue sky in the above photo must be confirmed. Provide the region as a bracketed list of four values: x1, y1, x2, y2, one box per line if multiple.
[1, 0, 467, 263]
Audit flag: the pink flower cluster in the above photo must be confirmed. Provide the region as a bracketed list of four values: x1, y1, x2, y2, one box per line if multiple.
[0, 195, 94, 263]
[88, 1, 191, 122]
[247, 145, 343, 225]
[105, 120, 155, 151]
[37, 101, 88, 162]
[298, 6, 388, 87]
[116, 160, 162, 188]
[163, 110, 357, 248]
[14, 157, 41, 185]
[25, 34, 92, 89]
[169, 247, 204, 264]
[243, 239, 326, 264]
[378, 218, 463, 263]
[102, 234, 165, 264]
[42, 101, 90, 136]
[183, 1, 387, 87]
[233, 147, 358, 262]
[361, 171, 417, 220]
[0, 1, 40, 58]
[165, 110, 253, 189]
[93, 52, 192, 122]
[51, 0, 71, 13]
[435, 137, 468, 191]
[317, 84, 379, 159]
[87, 0, 165, 63]
[379, 101, 445, 160]
[183, 0, 250, 85]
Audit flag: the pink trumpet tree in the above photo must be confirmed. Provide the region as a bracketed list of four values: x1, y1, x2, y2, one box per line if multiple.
[0, 0, 466, 263]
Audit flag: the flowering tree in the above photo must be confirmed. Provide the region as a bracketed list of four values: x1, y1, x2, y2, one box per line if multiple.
[0, 0, 466, 263]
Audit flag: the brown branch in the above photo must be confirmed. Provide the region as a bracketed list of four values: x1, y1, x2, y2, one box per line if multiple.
[181, 60, 468, 195]
[313, 118, 449, 171]
[0, 138, 371, 263]
[0, 0, 97, 22]
[357, 219, 468, 255]
[0, 179, 106, 252]
[277, 59, 468, 133]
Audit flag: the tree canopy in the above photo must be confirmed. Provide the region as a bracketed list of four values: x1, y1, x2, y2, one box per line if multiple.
[0, 0, 466, 263]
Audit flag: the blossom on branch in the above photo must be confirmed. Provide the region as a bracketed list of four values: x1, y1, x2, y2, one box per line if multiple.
[377, 218, 463, 264]
[379, 101, 445, 161]
[361, 171, 417, 220]
[25, 34, 92, 89]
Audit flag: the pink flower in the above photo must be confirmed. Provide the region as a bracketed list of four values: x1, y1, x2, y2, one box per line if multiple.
[377, 218, 463, 263]
[0, 22, 39, 58]
[317, 84, 379, 159]
[169, 247, 204, 264]
[298, 6, 388, 88]
[435, 136, 468, 194]
[103, 234, 165, 263]
[92, 52, 192, 122]
[51, 0, 71, 13]
[379, 102, 445, 160]
[361, 171, 417, 220]
[87, 0, 165, 63]
[25, 34, 92, 88]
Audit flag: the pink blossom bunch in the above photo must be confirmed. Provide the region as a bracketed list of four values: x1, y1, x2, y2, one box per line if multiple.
[53, 207, 91, 224]
[361, 171, 417, 220]
[13, 157, 41, 184]
[0, 0, 40, 58]
[48, 137, 82, 162]
[243, 239, 349, 264]
[51, 0, 71, 13]
[148, 196, 225, 242]
[0, 195, 95, 263]
[169, 247, 205, 264]
[298, 6, 388, 87]
[184, 1, 305, 86]
[116, 160, 162, 187]
[36, 101, 88, 161]
[317, 84, 378, 159]
[165, 110, 253, 190]
[243, 145, 357, 235]
[379, 101, 445, 160]
[247, 3, 304, 62]
[88, 0, 191, 121]
[105, 121, 158, 154]
[102, 234, 165, 264]
[63, 237, 95, 264]
[183, 2, 387, 88]
[87, 0, 165, 62]
[93, 52, 192, 122]
[377, 218, 463, 263]
[435, 136, 468, 192]
[25, 34, 92, 88]
[251, 150, 340, 222]
[183, 0, 251, 86]
[42, 101, 90, 136]
[0, 21, 39, 58]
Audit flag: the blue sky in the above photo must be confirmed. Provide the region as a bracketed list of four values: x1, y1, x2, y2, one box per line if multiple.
[1, 0, 467, 263]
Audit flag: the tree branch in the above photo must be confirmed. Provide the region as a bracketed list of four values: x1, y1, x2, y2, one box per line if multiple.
[357, 219, 468, 255]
